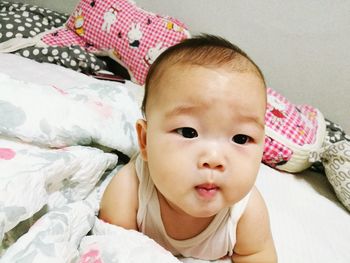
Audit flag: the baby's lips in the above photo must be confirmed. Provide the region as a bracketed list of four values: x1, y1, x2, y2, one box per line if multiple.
[195, 183, 219, 198]
[195, 183, 219, 191]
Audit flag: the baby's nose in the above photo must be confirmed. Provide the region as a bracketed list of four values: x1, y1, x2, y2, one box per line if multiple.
[201, 161, 224, 171]
[198, 149, 226, 172]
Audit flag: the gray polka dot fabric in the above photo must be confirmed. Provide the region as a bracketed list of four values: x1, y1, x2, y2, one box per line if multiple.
[13, 44, 106, 73]
[0, 1, 66, 42]
[0, 1, 107, 74]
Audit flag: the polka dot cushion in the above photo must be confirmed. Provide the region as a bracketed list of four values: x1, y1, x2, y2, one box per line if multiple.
[65, 0, 190, 84]
[0, 1, 107, 74]
[14, 44, 106, 74]
[0, 1, 66, 42]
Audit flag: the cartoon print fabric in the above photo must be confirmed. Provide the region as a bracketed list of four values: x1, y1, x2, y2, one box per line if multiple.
[263, 87, 325, 172]
[1, 1, 189, 83]
[0, 1, 108, 74]
[55, 0, 190, 84]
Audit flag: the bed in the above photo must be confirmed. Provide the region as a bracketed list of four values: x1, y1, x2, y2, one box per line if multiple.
[1, 1, 350, 263]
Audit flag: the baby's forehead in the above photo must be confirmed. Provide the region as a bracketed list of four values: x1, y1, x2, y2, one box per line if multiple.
[143, 53, 267, 115]
[146, 64, 266, 112]
[151, 63, 262, 93]
[147, 66, 266, 130]
[160, 58, 263, 81]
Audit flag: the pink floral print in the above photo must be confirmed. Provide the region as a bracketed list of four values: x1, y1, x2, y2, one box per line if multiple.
[79, 248, 102, 263]
[0, 147, 16, 160]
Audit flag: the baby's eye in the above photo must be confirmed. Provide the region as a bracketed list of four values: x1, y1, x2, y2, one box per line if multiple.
[175, 127, 198, 138]
[232, 134, 251, 144]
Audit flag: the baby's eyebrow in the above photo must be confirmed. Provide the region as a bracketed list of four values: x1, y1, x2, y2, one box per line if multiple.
[238, 114, 265, 131]
[165, 103, 265, 131]
[165, 104, 203, 118]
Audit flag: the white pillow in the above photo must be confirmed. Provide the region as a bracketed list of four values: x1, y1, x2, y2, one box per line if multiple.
[321, 140, 350, 211]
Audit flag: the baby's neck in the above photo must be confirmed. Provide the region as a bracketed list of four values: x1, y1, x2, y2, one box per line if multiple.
[157, 191, 215, 240]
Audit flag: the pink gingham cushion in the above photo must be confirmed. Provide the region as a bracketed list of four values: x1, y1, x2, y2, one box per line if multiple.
[66, 0, 190, 84]
[42, 27, 98, 52]
[262, 87, 325, 172]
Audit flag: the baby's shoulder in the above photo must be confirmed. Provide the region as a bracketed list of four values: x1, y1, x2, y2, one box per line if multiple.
[99, 160, 139, 229]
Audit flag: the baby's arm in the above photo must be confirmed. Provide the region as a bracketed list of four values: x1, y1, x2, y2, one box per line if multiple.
[99, 161, 139, 230]
[232, 186, 277, 263]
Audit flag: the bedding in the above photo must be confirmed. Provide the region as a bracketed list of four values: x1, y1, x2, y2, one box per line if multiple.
[0, 1, 108, 74]
[63, 0, 190, 85]
[263, 87, 350, 211]
[0, 0, 190, 81]
[263, 88, 326, 172]
[1, 53, 349, 263]
[0, 72, 141, 156]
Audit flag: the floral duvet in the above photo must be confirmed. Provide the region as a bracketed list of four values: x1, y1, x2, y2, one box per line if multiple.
[0, 70, 187, 262]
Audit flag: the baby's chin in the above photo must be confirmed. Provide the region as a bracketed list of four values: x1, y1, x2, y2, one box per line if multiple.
[191, 211, 220, 219]
[181, 204, 226, 219]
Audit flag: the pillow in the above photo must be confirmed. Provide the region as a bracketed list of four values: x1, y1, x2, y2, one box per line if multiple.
[322, 140, 350, 212]
[0, 1, 67, 44]
[14, 43, 108, 74]
[262, 87, 326, 172]
[0, 1, 108, 74]
[65, 0, 190, 84]
[309, 139, 350, 212]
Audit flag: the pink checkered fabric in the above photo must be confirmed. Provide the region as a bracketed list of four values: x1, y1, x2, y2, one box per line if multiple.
[263, 136, 293, 168]
[41, 27, 98, 52]
[262, 87, 320, 168]
[65, 0, 190, 84]
[265, 87, 319, 145]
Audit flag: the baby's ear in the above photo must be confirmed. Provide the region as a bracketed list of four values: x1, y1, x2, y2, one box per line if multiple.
[136, 119, 148, 161]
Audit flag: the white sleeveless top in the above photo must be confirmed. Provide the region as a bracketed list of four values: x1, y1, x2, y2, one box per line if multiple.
[135, 154, 251, 260]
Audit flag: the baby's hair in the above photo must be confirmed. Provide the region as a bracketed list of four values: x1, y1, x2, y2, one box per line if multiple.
[142, 34, 265, 115]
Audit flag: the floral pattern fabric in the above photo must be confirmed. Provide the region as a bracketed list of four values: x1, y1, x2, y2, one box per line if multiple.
[0, 73, 142, 156]
[0, 71, 142, 260]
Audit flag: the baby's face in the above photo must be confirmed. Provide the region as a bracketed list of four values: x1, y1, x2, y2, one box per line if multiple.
[139, 65, 266, 218]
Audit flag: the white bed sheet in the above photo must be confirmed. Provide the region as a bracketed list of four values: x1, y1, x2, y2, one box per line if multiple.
[0, 53, 349, 263]
[257, 165, 350, 262]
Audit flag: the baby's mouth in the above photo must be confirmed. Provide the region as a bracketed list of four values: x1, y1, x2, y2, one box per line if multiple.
[195, 183, 219, 198]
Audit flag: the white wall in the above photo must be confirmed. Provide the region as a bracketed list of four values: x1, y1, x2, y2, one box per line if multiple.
[135, 0, 350, 132]
[8, 0, 350, 132]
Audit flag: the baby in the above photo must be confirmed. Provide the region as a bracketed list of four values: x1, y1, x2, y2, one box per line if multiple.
[99, 34, 277, 262]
